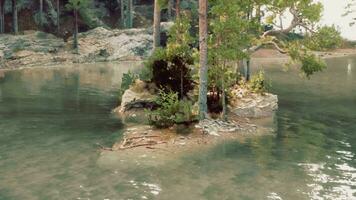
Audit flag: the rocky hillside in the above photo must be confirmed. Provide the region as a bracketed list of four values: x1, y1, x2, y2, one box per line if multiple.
[0, 23, 172, 69]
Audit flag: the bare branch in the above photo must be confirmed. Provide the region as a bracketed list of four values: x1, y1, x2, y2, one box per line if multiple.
[262, 8, 301, 37]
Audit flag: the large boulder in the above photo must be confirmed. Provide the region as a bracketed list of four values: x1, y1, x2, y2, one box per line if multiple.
[113, 80, 157, 123]
[230, 88, 278, 118]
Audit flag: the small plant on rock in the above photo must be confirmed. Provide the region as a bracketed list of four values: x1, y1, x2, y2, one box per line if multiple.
[248, 70, 268, 93]
[147, 90, 197, 128]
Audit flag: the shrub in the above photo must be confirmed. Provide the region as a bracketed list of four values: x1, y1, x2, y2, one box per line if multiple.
[118, 71, 139, 102]
[147, 91, 196, 128]
[248, 71, 268, 93]
[141, 15, 195, 99]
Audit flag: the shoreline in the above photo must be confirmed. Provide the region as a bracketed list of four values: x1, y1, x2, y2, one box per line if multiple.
[99, 115, 276, 161]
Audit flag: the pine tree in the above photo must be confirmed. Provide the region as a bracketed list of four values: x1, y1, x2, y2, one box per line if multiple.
[12, 0, 18, 34]
[153, 0, 161, 49]
[56, 0, 60, 33]
[66, 0, 90, 51]
[0, 0, 5, 33]
[198, 0, 208, 119]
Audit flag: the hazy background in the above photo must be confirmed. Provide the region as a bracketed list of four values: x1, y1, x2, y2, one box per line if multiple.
[319, 0, 355, 40]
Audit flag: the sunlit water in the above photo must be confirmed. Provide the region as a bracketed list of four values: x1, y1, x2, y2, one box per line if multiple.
[0, 57, 355, 200]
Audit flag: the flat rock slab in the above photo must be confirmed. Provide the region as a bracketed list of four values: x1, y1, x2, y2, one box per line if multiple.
[230, 92, 278, 118]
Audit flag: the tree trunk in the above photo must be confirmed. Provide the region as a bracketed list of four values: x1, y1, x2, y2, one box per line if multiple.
[39, 0, 43, 27]
[255, 5, 261, 22]
[180, 67, 184, 98]
[221, 62, 227, 121]
[176, 0, 180, 18]
[198, 0, 208, 119]
[0, 0, 5, 33]
[120, 0, 133, 28]
[120, 0, 124, 27]
[128, 0, 133, 28]
[56, 0, 60, 33]
[245, 59, 250, 81]
[167, 0, 173, 21]
[12, 0, 18, 34]
[73, 9, 78, 50]
[153, 0, 161, 49]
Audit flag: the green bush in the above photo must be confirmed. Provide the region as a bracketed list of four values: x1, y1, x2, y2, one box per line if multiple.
[140, 15, 195, 99]
[118, 71, 139, 102]
[147, 91, 196, 128]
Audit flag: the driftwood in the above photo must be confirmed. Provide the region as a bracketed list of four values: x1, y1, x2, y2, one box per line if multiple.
[96, 143, 114, 151]
[95, 135, 167, 151]
[119, 141, 167, 150]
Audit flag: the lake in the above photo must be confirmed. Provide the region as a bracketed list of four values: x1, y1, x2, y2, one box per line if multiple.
[0, 56, 355, 200]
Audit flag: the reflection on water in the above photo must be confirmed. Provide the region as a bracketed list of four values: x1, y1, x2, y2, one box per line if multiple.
[0, 57, 356, 200]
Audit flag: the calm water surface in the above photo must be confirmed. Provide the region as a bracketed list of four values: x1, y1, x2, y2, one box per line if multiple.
[0, 57, 355, 200]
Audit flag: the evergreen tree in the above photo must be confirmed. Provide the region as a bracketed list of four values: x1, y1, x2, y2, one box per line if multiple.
[0, 0, 4, 33]
[56, 0, 60, 33]
[12, 0, 18, 34]
[39, 0, 43, 27]
[120, 0, 133, 28]
[153, 0, 161, 49]
[66, 0, 90, 51]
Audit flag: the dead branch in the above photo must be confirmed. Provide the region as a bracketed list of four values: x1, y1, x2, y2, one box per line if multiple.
[119, 141, 167, 150]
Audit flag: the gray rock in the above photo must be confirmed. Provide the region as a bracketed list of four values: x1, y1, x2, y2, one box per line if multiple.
[113, 83, 157, 124]
[0, 22, 173, 68]
[230, 93, 278, 118]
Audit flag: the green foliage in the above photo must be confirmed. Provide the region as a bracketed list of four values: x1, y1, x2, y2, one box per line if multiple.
[305, 26, 343, 51]
[166, 14, 194, 58]
[140, 48, 165, 81]
[300, 54, 326, 78]
[34, 12, 49, 26]
[118, 71, 139, 102]
[248, 71, 268, 93]
[288, 41, 326, 77]
[147, 91, 196, 128]
[66, 0, 90, 12]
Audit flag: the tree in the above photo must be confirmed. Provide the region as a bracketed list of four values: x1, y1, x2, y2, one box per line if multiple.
[249, 0, 326, 77]
[66, 0, 89, 50]
[176, 0, 180, 18]
[167, 0, 173, 21]
[39, 0, 43, 27]
[12, 0, 18, 34]
[56, 0, 60, 33]
[305, 25, 343, 51]
[209, 0, 253, 120]
[153, 0, 161, 49]
[194, 0, 329, 120]
[120, 0, 133, 28]
[0, 0, 5, 33]
[198, 0, 208, 119]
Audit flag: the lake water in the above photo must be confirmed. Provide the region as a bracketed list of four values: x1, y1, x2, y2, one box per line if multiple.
[0, 57, 355, 200]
